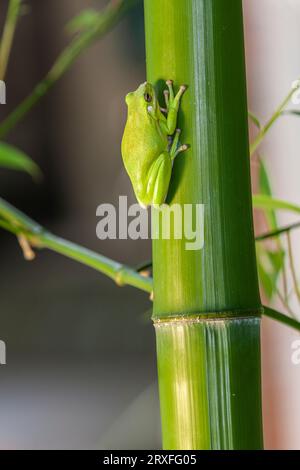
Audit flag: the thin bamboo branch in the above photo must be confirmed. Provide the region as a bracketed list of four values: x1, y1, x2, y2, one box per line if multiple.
[286, 231, 300, 304]
[256, 221, 300, 241]
[264, 306, 300, 332]
[250, 79, 300, 156]
[37, 231, 152, 293]
[275, 286, 296, 318]
[282, 253, 289, 304]
[0, 197, 152, 294]
[0, 0, 139, 139]
[0, 217, 16, 233]
[0, 0, 22, 80]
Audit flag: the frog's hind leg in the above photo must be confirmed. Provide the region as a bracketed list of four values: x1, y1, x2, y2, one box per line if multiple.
[146, 152, 172, 207]
[170, 128, 190, 161]
[170, 128, 181, 157]
[153, 154, 172, 207]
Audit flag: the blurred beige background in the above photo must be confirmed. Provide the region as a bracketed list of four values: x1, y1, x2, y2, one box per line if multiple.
[244, 0, 300, 450]
[0, 0, 159, 449]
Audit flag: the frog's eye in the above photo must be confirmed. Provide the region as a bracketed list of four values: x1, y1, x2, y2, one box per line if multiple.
[144, 93, 152, 103]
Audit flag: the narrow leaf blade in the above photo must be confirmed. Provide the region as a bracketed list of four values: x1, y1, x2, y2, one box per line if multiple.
[66, 9, 100, 34]
[258, 159, 278, 230]
[0, 142, 41, 180]
[253, 194, 300, 215]
[248, 111, 261, 129]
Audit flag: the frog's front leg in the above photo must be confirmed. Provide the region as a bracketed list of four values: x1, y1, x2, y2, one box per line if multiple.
[146, 152, 172, 207]
[164, 80, 187, 135]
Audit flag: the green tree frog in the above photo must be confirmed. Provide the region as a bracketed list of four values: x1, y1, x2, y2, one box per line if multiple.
[121, 80, 189, 208]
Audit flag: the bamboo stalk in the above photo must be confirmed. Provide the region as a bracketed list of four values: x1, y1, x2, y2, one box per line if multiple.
[0, 0, 22, 80]
[144, 0, 263, 449]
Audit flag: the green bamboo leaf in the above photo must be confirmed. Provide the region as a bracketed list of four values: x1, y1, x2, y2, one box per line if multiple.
[253, 194, 300, 214]
[250, 80, 300, 156]
[283, 110, 300, 117]
[0, 142, 41, 180]
[248, 111, 261, 129]
[256, 246, 274, 299]
[258, 160, 271, 196]
[258, 159, 277, 230]
[268, 249, 285, 273]
[66, 9, 100, 34]
[256, 245, 284, 300]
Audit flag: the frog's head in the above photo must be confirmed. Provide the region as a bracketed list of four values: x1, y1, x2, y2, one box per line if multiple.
[125, 82, 158, 115]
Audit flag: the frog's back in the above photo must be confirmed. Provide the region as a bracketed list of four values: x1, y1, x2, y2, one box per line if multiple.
[121, 112, 167, 182]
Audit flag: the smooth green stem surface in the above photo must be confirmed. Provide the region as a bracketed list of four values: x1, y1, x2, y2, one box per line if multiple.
[155, 317, 263, 449]
[0, 0, 138, 139]
[0, 0, 22, 80]
[144, 0, 263, 450]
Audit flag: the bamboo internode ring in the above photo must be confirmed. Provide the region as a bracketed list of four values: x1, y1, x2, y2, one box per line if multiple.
[153, 307, 264, 325]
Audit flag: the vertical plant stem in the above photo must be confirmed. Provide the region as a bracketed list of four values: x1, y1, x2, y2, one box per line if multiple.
[0, 0, 22, 80]
[144, 0, 263, 449]
[286, 231, 300, 305]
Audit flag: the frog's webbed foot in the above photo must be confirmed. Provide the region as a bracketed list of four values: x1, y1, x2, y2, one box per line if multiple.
[170, 128, 190, 161]
[165, 80, 187, 135]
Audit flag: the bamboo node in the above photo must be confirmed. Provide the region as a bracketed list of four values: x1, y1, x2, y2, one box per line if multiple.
[153, 307, 263, 325]
[115, 269, 125, 287]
